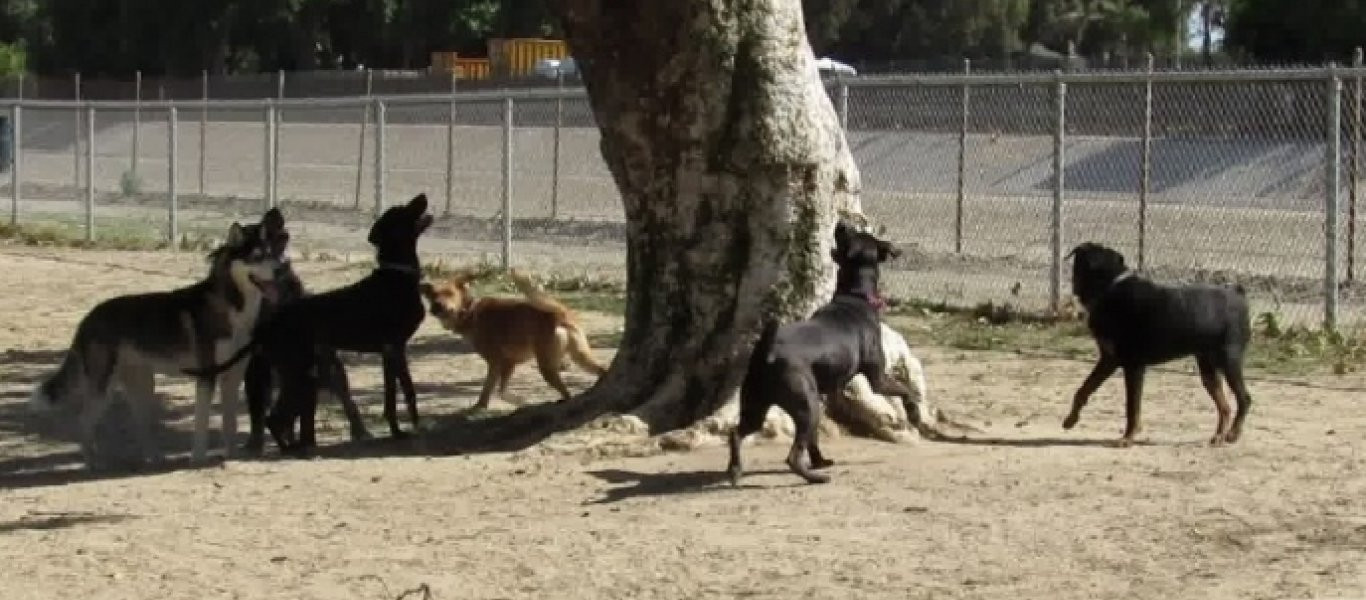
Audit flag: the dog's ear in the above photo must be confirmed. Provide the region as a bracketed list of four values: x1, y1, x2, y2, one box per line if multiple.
[366, 215, 384, 246]
[225, 222, 245, 246]
[408, 193, 429, 213]
[262, 207, 284, 231]
[834, 220, 853, 246]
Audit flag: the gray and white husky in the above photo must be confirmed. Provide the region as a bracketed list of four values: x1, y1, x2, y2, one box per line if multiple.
[29, 211, 284, 469]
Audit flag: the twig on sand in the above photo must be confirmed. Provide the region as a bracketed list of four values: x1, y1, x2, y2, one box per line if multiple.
[355, 574, 434, 600]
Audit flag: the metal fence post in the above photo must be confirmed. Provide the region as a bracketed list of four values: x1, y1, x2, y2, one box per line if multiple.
[168, 106, 179, 244]
[1050, 70, 1067, 313]
[199, 70, 207, 198]
[353, 71, 373, 210]
[72, 73, 81, 203]
[84, 104, 94, 242]
[373, 97, 386, 214]
[132, 70, 141, 175]
[9, 103, 19, 225]
[1139, 53, 1155, 271]
[444, 72, 457, 215]
[838, 80, 850, 130]
[1326, 65, 1343, 331]
[955, 58, 970, 254]
[263, 100, 275, 210]
[272, 71, 283, 205]
[502, 96, 514, 269]
[552, 71, 564, 220]
[1350, 47, 1362, 283]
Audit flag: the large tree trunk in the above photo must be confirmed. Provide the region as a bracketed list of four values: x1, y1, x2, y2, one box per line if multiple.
[446, 0, 909, 455]
[551, 0, 860, 428]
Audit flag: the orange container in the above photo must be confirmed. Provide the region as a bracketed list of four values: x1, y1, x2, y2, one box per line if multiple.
[487, 38, 568, 77]
[455, 58, 490, 80]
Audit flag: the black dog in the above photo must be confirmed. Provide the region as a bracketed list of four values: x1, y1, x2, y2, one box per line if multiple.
[192, 193, 433, 455]
[1063, 242, 1253, 446]
[727, 221, 910, 485]
[239, 209, 372, 455]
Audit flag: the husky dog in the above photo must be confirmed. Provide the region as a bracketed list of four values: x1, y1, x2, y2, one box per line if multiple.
[30, 212, 284, 469]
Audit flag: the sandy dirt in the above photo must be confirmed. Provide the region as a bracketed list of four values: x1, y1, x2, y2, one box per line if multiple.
[1, 245, 1365, 600]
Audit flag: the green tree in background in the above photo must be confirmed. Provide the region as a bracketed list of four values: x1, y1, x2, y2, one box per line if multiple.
[1224, 0, 1366, 63]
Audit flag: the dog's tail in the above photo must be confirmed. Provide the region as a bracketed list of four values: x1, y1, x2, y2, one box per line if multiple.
[742, 318, 780, 392]
[181, 339, 258, 379]
[30, 328, 112, 412]
[509, 269, 575, 319]
[559, 322, 608, 377]
[30, 351, 80, 412]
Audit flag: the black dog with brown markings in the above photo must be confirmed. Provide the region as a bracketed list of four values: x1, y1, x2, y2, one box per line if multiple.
[727, 221, 911, 485]
[1063, 242, 1253, 447]
[190, 193, 433, 455]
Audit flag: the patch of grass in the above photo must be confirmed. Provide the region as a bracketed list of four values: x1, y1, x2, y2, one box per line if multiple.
[0, 218, 220, 252]
[886, 298, 1366, 377]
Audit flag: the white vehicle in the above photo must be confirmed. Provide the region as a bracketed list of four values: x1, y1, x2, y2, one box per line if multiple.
[533, 57, 578, 79]
[815, 57, 858, 77]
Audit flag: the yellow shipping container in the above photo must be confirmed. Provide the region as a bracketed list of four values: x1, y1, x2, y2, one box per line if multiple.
[487, 38, 567, 77]
[455, 58, 490, 80]
[429, 52, 491, 81]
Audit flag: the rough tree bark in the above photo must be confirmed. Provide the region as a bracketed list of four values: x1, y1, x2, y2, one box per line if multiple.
[456, 0, 884, 454]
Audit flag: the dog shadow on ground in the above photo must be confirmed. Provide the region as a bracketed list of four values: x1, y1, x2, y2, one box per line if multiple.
[583, 468, 804, 504]
[930, 433, 1154, 448]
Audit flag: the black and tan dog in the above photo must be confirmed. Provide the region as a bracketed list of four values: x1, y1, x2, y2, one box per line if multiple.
[191, 193, 434, 455]
[1063, 242, 1253, 447]
[727, 221, 910, 485]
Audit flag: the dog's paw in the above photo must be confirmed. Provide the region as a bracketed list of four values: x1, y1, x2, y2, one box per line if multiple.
[811, 457, 836, 470]
[1209, 432, 1227, 447]
[1061, 414, 1080, 430]
[1223, 428, 1242, 444]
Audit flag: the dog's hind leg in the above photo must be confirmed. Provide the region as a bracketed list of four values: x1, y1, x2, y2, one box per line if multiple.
[534, 341, 574, 402]
[1117, 365, 1146, 447]
[77, 387, 115, 471]
[321, 352, 370, 441]
[1062, 355, 1118, 431]
[120, 366, 163, 467]
[1197, 355, 1232, 446]
[727, 388, 772, 486]
[786, 385, 832, 484]
[1220, 350, 1254, 444]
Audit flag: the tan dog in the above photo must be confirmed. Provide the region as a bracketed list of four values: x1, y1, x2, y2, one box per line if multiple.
[420, 269, 608, 409]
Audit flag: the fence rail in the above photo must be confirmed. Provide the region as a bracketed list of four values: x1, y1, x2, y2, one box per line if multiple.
[2, 64, 1364, 329]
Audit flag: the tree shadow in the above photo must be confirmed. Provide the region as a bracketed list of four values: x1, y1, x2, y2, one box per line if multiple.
[583, 468, 803, 505]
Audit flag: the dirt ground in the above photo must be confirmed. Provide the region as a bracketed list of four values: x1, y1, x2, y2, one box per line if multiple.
[1, 244, 1365, 600]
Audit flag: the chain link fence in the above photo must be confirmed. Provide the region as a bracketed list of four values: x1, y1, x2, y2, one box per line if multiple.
[1, 66, 1363, 328]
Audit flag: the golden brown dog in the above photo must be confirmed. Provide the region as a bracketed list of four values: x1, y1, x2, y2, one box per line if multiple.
[420, 269, 608, 409]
